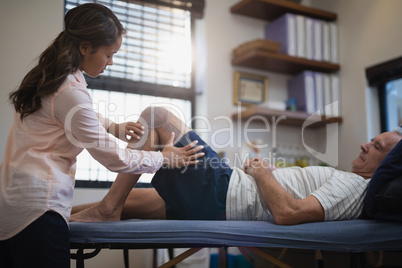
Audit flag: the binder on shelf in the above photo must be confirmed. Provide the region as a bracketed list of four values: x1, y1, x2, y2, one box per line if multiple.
[329, 22, 339, 63]
[330, 74, 340, 116]
[313, 72, 324, 113]
[295, 15, 305, 58]
[287, 71, 315, 114]
[322, 22, 331, 62]
[323, 73, 332, 116]
[264, 13, 297, 56]
[264, 12, 338, 63]
[305, 17, 314, 60]
[313, 19, 323, 61]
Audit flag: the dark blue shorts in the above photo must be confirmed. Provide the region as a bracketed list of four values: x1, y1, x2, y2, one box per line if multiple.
[152, 131, 232, 220]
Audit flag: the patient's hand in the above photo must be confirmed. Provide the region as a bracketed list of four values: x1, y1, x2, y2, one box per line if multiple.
[244, 157, 274, 179]
[244, 157, 276, 171]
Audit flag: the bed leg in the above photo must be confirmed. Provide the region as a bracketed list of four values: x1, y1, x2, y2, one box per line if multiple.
[315, 250, 324, 268]
[168, 248, 174, 265]
[123, 249, 129, 268]
[75, 248, 85, 268]
[218, 247, 228, 268]
[70, 246, 102, 268]
[350, 253, 366, 268]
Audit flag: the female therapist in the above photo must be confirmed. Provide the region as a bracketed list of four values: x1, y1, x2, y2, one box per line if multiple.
[0, 3, 202, 267]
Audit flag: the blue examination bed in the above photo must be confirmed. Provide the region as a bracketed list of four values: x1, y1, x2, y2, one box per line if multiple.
[69, 219, 402, 267]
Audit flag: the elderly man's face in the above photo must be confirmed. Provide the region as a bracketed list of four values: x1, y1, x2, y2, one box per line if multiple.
[352, 132, 401, 178]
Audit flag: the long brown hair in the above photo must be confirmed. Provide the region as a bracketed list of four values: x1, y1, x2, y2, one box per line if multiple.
[9, 3, 126, 121]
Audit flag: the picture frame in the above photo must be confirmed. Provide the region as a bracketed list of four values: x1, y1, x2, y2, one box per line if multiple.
[233, 71, 268, 106]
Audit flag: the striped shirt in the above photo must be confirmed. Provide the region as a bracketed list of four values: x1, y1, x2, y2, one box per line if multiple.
[226, 166, 369, 222]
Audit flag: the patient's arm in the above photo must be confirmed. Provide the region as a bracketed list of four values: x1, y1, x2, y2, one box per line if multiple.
[244, 158, 324, 225]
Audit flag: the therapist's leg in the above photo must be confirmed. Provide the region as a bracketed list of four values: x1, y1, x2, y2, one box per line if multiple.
[0, 211, 69, 268]
[70, 106, 190, 222]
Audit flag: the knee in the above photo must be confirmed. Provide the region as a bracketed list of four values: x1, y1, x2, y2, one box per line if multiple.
[140, 106, 170, 129]
[141, 106, 169, 118]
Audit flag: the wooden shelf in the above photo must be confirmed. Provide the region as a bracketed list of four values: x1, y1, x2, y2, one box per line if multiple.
[230, 1, 342, 127]
[231, 0, 337, 22]
[232, 106, 342, 128]
[232, 48, 340, 74]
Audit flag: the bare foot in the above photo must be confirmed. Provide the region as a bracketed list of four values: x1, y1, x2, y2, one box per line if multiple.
[69, 204, 121, 222]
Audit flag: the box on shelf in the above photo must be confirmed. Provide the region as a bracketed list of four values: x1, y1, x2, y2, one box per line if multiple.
[288, 70, 316, 114]
[264, 12, 338, 63]
[288, 70, 340, 116]
[264, 13, 297, 56]
[233, 39, 281, 57]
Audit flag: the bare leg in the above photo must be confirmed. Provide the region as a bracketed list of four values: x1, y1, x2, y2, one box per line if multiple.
[70, 107, 190, 222]
[121, 188, 166, 220]
[71, 202, 99, 215]
[71, 188, 166, 220]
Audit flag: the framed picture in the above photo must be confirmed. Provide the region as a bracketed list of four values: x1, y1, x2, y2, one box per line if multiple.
[233, 71, 268, 106]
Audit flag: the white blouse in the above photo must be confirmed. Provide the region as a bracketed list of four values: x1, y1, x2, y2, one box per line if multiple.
[0, 70, 163, 240]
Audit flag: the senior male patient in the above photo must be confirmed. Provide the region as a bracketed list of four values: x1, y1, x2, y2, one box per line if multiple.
[71, 107, 402, 225]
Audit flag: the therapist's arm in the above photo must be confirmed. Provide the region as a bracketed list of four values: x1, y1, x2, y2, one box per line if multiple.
[94, 112, 145, 142]
[244, 157, 324, 225]
[107, 121, 145, 142]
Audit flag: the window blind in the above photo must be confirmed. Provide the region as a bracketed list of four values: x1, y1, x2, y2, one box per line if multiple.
[121, 0, 205, 19]
[64, 0, 203, 186]
[66, 0, 194, 96]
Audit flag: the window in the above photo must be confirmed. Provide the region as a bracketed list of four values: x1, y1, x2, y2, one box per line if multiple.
[366, 56, 402, 133]
[383, 78, 402, 131]
[64, 0, 204, 187]
[75, 90, 193, 187]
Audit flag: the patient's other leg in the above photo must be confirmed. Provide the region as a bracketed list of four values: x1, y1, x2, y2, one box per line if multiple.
[121, 188, 166, 220]
[71, 202, 99, 215]
[70, 107, 190, 222]
[71, 188, 166, 220]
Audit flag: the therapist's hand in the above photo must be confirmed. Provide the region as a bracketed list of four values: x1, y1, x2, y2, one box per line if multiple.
[161, 132, 205, 168]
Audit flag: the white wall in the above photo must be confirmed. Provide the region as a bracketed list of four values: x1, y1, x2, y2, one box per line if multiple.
[199, 0, 318, 167]
[0, 0, 64, 162]
[201, 0, 402, 171]
[310, 0, 402, 170]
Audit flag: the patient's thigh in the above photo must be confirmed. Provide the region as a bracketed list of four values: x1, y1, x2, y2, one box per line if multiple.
[122, 188, 166, 220]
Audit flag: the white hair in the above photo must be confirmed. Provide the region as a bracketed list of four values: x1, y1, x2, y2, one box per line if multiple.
[392, 126, 402, 136]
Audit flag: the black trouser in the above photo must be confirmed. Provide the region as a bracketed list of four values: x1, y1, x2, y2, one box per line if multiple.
[0, 211, 70, 268]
